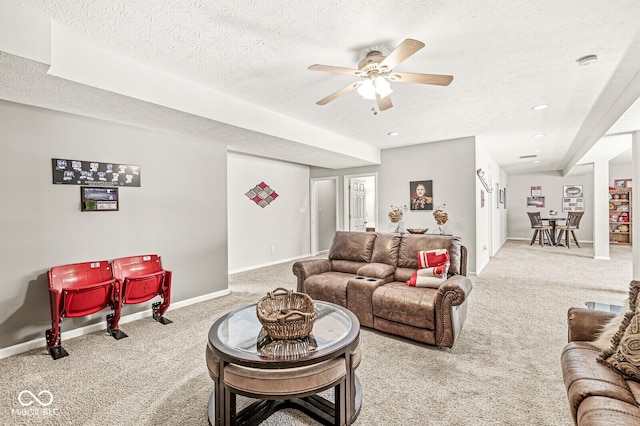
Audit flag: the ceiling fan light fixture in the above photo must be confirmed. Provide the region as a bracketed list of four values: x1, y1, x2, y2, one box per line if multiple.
[374, 76, 393, 99]
[357, 79, 376, 100]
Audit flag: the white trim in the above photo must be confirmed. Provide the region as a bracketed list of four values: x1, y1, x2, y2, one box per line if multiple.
[0, 289, 230, 360]
[593, 256, 611, 260]
[228, 254, 311, 275]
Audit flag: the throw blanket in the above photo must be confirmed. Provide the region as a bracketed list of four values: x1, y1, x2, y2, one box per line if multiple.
[407, 249, 450, 288]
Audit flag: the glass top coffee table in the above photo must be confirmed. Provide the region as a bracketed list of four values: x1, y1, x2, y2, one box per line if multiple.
[206, 301, 361, 425]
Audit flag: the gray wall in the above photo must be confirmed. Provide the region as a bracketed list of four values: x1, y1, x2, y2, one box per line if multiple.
[227, 152, 311, 272]
[507, 171, 594, 241]
[0, 100, 228, 350]
[311, 137, 478, 273]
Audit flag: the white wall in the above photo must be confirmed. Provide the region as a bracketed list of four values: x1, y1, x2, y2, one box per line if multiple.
[0, 100, 228, 350]
[227, 152, 311, 273]
[610, 163, 633, 186]
[507, 171, 594, 241]
[475, 143, 508, 273]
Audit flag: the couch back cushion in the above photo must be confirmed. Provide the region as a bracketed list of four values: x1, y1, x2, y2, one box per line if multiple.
[397, 234, 463, 276]
[329, 231, 377, 262]
[370, 233, 401, 266]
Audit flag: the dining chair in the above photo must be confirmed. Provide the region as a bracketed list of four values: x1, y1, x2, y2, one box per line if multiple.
[555, 211, 584, 248]
[526, 212, 553, 246]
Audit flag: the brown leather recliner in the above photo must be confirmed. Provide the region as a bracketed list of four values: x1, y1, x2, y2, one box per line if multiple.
[292, 231, 472, 348]
[561, 303, 640, 425]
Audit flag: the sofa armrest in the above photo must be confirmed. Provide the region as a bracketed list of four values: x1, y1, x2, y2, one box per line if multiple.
[292, 259, 332, 292]
[433, 274, 473, 347]
[436, 274, 472, 307]
[567, 307, 616, 343]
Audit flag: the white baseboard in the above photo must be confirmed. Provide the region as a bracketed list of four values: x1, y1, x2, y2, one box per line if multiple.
[0, 289, 230, 360]
[228, 253, 312, 275]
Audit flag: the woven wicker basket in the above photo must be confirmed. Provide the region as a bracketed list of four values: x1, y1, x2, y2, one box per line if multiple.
[256, 287, 317, 340]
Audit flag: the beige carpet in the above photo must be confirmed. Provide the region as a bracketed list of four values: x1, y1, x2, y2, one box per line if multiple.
[0, 240, 633, 425]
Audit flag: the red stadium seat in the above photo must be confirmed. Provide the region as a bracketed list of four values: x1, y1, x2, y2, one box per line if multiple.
[46, 260, 126, 360]
[112, 254, 172, 325]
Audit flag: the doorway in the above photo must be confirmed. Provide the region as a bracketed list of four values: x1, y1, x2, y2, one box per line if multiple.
[344, 173, 377, 233]
[310, 177, 338, 255]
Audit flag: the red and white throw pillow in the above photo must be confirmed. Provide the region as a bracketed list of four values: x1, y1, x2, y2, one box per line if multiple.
[407, 249, 450, 288]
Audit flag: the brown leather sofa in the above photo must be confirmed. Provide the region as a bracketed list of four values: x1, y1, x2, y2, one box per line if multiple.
[292, 231, 473, 348]
[561, 307, 640, 425]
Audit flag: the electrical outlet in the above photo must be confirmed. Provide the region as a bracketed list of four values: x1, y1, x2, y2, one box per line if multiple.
[271, 245, 276, 252]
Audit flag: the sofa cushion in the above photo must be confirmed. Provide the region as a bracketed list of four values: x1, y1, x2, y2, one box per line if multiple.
[599, 285, 640, 381]
[372, 282, 436, 329]
[395, 267, 417, 283]
[329, 231, 376, 262]
[577, 395, 640, 425]
[370, 233, 401, 266]
[332, 260, 368, 274]
[397, 234, 462, 275]
[304, 271, 352, 307]
[357, 263, 395, 279]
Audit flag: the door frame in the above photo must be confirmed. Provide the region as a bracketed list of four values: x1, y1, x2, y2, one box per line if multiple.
[343, 173, 378, 233]
[310, 176, 339, 256]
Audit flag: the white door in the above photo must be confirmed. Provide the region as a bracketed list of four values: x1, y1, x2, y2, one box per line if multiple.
[349, 178, 366, 231]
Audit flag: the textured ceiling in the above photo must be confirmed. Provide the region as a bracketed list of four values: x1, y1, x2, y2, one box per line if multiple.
[3, 0, 640, 172]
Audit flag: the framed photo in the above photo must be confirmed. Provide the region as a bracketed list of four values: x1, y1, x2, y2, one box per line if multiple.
[503, 187, 507, 208]
[495, 183, 500, 208]
[531, 186, 541, 196]
[409, 180, 433, 210]
[562, 197, 584, 212]
[527, 196, 545, 208]
[614, 179, 632, 188]
[481, 189, 485, 208]
[563, 185, 583, 198]
[81, 186, 119, 211]
[499, 189, 504, 204]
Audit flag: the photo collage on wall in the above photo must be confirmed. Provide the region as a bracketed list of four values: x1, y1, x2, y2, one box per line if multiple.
[52, 158, 141, 187]
[562, 185, 584, 212]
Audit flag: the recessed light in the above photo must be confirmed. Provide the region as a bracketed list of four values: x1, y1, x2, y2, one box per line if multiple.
[532, 134, 545, 138]
[533, 149, 542, 153]
[532, 104, 549, 110]
[577, 54, 598, 67]
[387, 132, 399, 136]
[533, 160, 541, 164]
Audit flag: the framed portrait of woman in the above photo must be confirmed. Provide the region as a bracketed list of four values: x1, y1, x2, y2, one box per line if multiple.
[409, 180, 433, 210]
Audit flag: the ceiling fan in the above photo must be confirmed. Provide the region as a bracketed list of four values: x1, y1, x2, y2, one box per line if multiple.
[308, 39, 453, 111]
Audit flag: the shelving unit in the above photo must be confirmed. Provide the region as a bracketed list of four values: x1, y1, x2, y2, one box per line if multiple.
[609, 188, 632, 245]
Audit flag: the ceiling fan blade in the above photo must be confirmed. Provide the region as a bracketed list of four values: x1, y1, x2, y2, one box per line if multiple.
[379, 39, 425, 71]
[308, 64, 363, 76]
[316, 81, 362, 105]
[376, 94, 393, 111]
[387, 72, 453, 86]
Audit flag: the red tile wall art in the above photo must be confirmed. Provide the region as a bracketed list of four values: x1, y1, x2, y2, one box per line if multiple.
[245, 182, 279, 208]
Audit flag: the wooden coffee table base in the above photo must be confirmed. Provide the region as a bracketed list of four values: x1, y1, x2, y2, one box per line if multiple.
[207, 376, 361, 426]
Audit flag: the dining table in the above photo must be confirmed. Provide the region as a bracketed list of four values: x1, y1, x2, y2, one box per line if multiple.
[542, 216, 567, 245]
